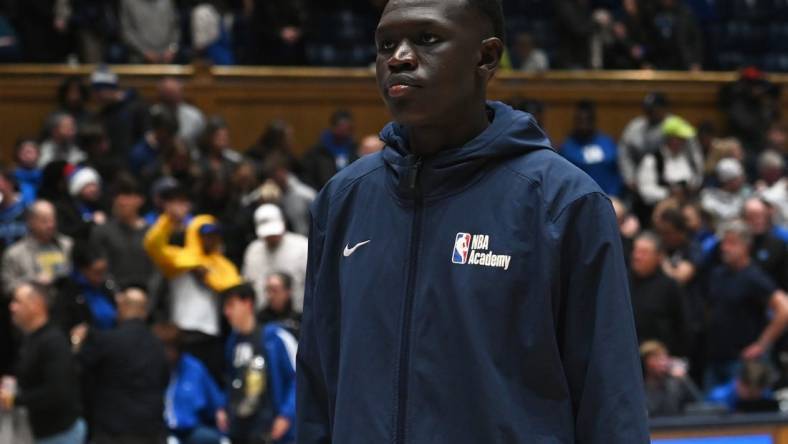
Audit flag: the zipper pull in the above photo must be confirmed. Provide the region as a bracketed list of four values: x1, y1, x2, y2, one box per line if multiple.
[408, 157, 422, 191]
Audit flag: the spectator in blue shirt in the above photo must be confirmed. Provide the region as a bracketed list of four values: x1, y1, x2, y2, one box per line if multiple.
[12, 139, 42, 205]
[560, 100, 624, 196]
[154, 323, 228, 444]
[222, 283, 296, 444]
[129, 104, 180, 177]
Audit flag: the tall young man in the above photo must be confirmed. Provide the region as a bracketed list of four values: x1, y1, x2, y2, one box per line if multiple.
[297, 0, 649, 442]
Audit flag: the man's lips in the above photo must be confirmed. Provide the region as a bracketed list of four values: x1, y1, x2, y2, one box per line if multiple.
[386, 79, 422, 98]
[388, 84, 418, 97]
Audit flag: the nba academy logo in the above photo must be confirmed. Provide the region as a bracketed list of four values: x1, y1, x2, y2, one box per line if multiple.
[452, 233, 471, 264]
[451, 232, 512, 271]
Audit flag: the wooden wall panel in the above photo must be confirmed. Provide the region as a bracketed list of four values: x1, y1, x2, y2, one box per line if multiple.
[1, 65, 786, 164]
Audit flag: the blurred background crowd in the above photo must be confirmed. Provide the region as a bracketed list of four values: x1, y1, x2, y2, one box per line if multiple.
[3, 0, 788, 71]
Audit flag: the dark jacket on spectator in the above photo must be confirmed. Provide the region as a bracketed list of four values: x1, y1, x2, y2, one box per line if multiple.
[630, 268, 691, 356]
[646, 3, 704, 70]
[52, 273, 117, 334]
[752, 231, 788, 290]
[245, 0, 307, 65]
[90, 218, 154, 288]
[77, 318, 169, 437]
[97, 89, 148, 162]
[54, 196, 107, 242]
[17, 0, 71, 62]
[15, 322, 82, 439]
[299, 133, 358, 190]
[555, 0, 593, 69]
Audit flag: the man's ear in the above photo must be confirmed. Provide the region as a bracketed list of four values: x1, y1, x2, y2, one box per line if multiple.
[478, 37, 504, 80]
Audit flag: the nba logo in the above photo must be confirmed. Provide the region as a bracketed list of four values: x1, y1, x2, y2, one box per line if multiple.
[452, 233, 471, 264]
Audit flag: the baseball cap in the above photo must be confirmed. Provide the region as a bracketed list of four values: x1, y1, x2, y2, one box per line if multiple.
[199, 223, 221, 236]
[90, 65, 119, 90]
[716, 158, 744, 183]
[662, 116, 696, 139]
[254, 204, 286, 238]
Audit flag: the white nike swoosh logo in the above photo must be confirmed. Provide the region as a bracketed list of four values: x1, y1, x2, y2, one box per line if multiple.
[343, 240, 371, 257]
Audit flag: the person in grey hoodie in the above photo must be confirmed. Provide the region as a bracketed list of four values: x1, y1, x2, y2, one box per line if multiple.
[120, 0, 180, 63]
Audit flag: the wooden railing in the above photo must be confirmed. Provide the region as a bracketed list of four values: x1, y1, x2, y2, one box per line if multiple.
[1, 64, 786, 162]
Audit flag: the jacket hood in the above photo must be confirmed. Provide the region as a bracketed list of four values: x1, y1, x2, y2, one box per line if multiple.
[177, 214, 242, 291]
[380, 101, 553, 199]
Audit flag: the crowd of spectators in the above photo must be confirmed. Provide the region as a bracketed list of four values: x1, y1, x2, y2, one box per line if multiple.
[1, 0, 788, 71]
[0, 66, 386, 444]
[0, 57, 787, 442]
[544, 68, 788, 417]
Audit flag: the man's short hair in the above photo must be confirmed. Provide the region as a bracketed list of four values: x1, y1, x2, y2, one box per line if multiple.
[330, 109, 353, 127]
[575, 99, 596, 119]
[149, 104, 179, 135]
[110, 173, 142, 198]
[468, 0, 505, 42]
[639, 340, 668, 360]
[17, 281, 54, 308]
[635, 231, 663, 253]
[717, 219, 753, 245]
[72, 243, 106, 270]
[221, 282, 256, 304]
[26, 199, 55, 222]
[739, 360, 773, 391]
[270, 271, 293, 291]
[659, 208, 690, 234]
[758, 150, 785, 172]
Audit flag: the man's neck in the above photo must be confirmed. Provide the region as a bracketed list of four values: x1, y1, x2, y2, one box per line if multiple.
[406, 103, 490, 157]
[31, 234, 53, 245]
[730, 256, 751, 271]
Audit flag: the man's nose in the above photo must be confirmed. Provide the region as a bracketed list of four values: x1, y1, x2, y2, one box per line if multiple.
[388, 41, 417, 71]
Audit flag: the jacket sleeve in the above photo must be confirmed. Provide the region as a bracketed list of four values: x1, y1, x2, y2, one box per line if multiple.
[636, 154, 668, 205]
[1, 246, 25, 296]
[143, 214, 181, 278]
[265, 326, 297, 423]
[296, 202, 332, 443]
[200, 360, 227, 413]
[554, 192, 649, 443]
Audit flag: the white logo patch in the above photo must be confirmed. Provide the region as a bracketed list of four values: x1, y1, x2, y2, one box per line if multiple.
[451, 233, 511, 271]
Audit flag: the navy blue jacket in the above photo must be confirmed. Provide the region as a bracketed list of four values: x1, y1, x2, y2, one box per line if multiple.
[296, 102, 649, 443]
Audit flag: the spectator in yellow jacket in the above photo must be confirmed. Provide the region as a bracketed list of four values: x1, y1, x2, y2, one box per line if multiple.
[143, 185, 240, 381]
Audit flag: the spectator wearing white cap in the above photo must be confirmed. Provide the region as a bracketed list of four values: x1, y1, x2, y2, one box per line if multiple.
[55, 166, 107, 241]
[701, 158, 752, 224]
[242, 204, 307, 313]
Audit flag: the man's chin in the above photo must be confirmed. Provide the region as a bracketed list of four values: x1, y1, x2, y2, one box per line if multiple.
[388, 106, 438, 128]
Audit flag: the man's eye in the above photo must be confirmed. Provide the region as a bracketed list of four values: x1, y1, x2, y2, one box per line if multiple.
[420, 34, 439, 44]
[378, 40, 395, 51]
